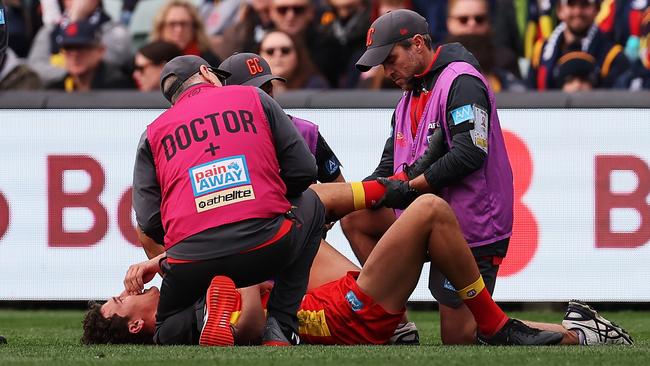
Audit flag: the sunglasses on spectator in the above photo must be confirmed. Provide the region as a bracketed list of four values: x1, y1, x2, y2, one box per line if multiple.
[451, 14, 488, 25]
[262, 46, 294, 56]
[275, 5, 307, 16]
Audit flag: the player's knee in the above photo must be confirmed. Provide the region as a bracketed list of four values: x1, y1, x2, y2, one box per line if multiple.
[341, 210, 365, 236]
[411, 194, 452, 223]
[340, 213, 355, 235]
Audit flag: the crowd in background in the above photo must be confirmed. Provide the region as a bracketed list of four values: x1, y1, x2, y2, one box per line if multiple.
[1, 0, 649, 93]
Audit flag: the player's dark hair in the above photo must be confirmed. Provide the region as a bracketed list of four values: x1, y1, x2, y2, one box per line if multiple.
[81, 301, 154, 345]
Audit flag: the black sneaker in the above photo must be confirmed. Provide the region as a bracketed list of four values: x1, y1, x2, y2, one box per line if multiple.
[389, 322, 420, 345]
[262, 316, 300, 346]
[404, 127, 445, 179]
[477, 319, 564, 346]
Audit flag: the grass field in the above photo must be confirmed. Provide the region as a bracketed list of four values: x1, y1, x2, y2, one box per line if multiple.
[0, 309, 648, 366]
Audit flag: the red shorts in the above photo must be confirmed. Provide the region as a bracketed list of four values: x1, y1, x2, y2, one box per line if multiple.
[297, 271, 405, 345]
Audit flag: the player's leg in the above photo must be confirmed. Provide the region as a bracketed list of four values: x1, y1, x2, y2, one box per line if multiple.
[355, 195, 478, 313]
[310, 182, 395, 265]
[431, 243, 507, 345]
[308, 240, 360, 291]
[341, 208, 396, 265]
[355, 194, 563, 345]
[433, 246, 579, 345]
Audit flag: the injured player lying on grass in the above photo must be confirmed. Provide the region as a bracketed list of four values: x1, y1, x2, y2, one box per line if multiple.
[82, 180, 633, 346]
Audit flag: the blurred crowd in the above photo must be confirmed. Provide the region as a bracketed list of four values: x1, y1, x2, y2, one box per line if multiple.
[1, 0, 649, 94]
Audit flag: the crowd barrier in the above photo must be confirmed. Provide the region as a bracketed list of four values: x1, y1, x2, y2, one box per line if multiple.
[0, 91, 648, 301]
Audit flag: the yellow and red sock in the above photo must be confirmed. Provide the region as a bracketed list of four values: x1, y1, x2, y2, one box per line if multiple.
[456, 276, 509, 336]
[350, 181, 386, 209]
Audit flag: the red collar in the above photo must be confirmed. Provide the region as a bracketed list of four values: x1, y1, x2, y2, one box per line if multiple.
[414, 46, 441, 79]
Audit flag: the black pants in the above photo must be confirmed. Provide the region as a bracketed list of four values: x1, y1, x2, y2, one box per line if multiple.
[154, 189, 325, 343]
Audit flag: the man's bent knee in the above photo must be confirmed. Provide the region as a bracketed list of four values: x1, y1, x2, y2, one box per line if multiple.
[409, 194, 453, 222]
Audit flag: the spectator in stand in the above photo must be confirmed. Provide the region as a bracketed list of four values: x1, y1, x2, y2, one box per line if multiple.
[216, 0, 275, 60]
[595, 0, 648, 61]
[445, 0, 525, 92]
[199, 0, 241, 37]
[3, 0, 43, 58]
[0, 45, 43, 90]
[133, 40, 183, 92]
[47, 19, 134, 91]
[269, 0, 330, 83]
[528, 0, 629, 90]
[120, 0, 141, 26]
[0, 0, 42, 90]
[149, 0, 220, 65]
[259, 29, 329, 91]
[269, 0, 315, 37]
[369, 0, 414, 21]
[615, 7, 650, 90]
[28, 0, 132, 86]
[317, 0, 370, 88]
[357, 0, 411, 89]
[554, 50, 598, 91]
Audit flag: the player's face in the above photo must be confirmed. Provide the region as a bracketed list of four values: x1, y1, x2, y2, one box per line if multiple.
[382, 41, 421, 91]
[557, 1, 598, 37]
[101, 287, 160, 321]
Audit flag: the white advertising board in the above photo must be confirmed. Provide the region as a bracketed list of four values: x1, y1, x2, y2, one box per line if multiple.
[0, 108, 648, 301]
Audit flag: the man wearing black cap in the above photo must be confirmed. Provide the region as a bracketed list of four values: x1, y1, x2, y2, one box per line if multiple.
[47, 19, 133, 91]
[342, 9, 548, 346]
[554, 51, 598, 92]
[528, 0, 629, 90]
[219, 52, 344, 184]
[131, 54, 325, 346]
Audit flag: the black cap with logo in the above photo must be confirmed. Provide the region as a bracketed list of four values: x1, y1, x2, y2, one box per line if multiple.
[218, 53, 286, 87]
[58, 20, 103, 48]
[159, 55, 231, 102]
[355, 9, 429, 72]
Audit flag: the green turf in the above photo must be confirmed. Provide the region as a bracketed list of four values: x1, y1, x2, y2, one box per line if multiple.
[0, 309, 648, 366]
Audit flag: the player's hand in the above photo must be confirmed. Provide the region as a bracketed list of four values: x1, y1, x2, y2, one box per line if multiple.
[374, 177, 419, 210]
[123, 258, 159, 295]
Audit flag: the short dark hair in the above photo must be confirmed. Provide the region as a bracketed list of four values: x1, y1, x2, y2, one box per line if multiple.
[81, 301, 154, 345]
[396, 34, 433, 50]
[138, 41, 183, 65]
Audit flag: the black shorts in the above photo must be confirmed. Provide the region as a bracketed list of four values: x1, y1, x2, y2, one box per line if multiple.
[428, 238, 509, 308]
